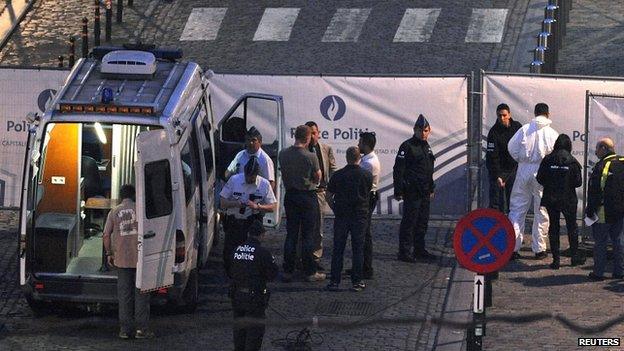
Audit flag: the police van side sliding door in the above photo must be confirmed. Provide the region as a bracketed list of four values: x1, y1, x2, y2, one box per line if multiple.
[135, 129, 176, 292]
[217, 93, 285, 228]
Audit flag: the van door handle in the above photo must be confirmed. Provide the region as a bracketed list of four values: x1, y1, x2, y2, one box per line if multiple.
[144, 231, 156, 239]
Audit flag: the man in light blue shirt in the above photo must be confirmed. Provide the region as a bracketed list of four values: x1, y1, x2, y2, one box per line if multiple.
[225, 127, 275, 190]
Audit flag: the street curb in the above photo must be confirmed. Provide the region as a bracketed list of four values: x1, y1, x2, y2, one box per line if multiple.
[432, 262, 473, 351]
[510, 0, 549, 72]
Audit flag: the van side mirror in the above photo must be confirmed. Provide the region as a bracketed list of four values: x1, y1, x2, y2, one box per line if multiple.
[26, 112, 40, 125]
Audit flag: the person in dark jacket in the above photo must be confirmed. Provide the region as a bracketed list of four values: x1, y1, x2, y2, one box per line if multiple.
[393, 114, 436, 262]
[536, 134, 584, 269]
[325, 146, 373, 292]
[585, 138, 624, 281]
[486, 103, 522, 213]
[230, 220, 279, 351]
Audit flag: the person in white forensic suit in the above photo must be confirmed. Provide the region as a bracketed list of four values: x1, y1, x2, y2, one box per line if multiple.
[507, 103, 559, 259]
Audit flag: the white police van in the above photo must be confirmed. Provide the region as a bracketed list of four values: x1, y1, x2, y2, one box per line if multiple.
[18, 46, 284, 313]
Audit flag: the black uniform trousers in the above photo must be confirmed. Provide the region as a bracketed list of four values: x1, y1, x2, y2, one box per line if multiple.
[398, 195, 431, 256]
[546, 206, 578, 261]
[223, 215, 262, 276]
[488, 171, 514, 214]
[363, 191, 378, 275]
[330, 214, 367, 285]
[232, 291, 268, 351]
[283, 190, 319, 276]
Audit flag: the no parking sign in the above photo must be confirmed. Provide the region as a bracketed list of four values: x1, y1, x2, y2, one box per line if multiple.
[453, 208, 515, 274]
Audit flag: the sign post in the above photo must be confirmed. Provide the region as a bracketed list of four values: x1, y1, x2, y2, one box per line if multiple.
[453, 208, 515, 351]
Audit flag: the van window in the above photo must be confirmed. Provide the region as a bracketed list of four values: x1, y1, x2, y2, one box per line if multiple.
[180, 139, 197, 204]
[145, 160, 173, 219]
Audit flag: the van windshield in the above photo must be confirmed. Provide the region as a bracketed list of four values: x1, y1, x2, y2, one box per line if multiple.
[29, 122, 160, 277]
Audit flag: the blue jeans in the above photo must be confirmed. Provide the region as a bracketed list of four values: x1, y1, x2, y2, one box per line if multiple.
[330, 215, 366, 285]
[592, 219, 624, 277]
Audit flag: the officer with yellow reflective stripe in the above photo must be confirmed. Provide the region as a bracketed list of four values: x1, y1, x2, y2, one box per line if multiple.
[585, 137, 624, 281]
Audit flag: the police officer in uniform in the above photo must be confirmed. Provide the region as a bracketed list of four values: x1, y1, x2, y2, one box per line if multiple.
[230, 220, 279, 351]
[393, 114, 436, 262]
[220, 157, 277, 276]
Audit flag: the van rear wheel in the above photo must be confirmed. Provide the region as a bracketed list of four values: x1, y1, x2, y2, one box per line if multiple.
[180, 269, 198, 312]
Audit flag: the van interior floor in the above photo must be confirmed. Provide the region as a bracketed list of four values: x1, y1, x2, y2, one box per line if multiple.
[66, 234, 115, 276]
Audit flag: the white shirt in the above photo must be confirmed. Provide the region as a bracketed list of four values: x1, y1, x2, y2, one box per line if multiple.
[226, 148, 275, 182]
[360, 151, 381, 192]
[219, 173, 276, 219]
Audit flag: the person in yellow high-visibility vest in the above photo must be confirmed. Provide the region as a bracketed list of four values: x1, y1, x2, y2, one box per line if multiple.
[585, 137, 624, 281]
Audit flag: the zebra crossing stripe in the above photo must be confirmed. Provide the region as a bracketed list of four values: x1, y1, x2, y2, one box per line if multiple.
[465, 8, 508, 43]
[322, 8, 371, 42]
[253, 8, 300, 41]
[394, 8, 441, 42]
[180, 8, 227, 41]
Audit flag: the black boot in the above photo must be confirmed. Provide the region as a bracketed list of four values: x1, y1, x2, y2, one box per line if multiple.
[549, 259, 560, 270]
[571, 253, 586, 266]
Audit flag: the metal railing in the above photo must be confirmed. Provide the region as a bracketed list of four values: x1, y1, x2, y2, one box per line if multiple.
[530, 0, 572, 74]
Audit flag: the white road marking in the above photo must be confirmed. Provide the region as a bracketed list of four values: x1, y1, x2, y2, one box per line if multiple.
[393, 8, 441, 42]
[465, 8, 508, 43]
[322, 8, 371, 42]
[180, 8, 227, 41]
[253, 8, 300, 41]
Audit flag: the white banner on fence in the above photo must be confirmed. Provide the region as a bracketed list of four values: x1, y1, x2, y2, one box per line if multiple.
[587, 94, 624, 166]
[481, 73, 624, 209]
[209, 74, 469, 215]
[0, 68, 68, 208]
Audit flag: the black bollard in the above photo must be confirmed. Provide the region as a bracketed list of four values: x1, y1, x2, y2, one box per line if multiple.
[94, 0, 101, 46]
[105, 0, 112, 42]
[116, 0, 123, 23]
[58, 56, 64, 68]
[81, 17, 89, 58]
[68, 37, 75, 67]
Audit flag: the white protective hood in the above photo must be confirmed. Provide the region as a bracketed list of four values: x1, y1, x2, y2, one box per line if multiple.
[507, 115, 559, 165]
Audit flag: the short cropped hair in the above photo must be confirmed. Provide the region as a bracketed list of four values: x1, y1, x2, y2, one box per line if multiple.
[496, 103, 510, 113]
[304, 121, 318, 129]
[294, 125, 311, 143]
[534, 103, 549, 116]
[359, 132, 376, 149]
[120, 184, 136, 201]
[346, 146, 361, 164]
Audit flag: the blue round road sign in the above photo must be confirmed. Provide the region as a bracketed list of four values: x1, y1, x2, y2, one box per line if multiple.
[453, 208, 515, 274]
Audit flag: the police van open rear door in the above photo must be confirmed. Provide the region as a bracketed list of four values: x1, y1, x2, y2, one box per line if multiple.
[135, 129, 176, 292]
[216, 93, 285, 228]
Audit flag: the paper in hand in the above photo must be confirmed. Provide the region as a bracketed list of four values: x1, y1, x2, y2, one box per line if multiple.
[584, 214, 599, 226]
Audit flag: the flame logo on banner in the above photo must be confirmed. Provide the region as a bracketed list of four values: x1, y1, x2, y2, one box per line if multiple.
[37, 89, 57, 113]
[320, 95, 346, 121]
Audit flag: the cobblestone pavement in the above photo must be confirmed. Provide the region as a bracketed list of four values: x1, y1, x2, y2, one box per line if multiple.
[0, 210, 459, 350]
[483, 232, 624, 351]
[480, 2, 624, 350]
[0, 0, 533, 74]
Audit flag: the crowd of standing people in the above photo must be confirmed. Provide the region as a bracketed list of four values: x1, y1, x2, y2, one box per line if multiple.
[486, 102, 624, 278]
[220, 104, 624, 350]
